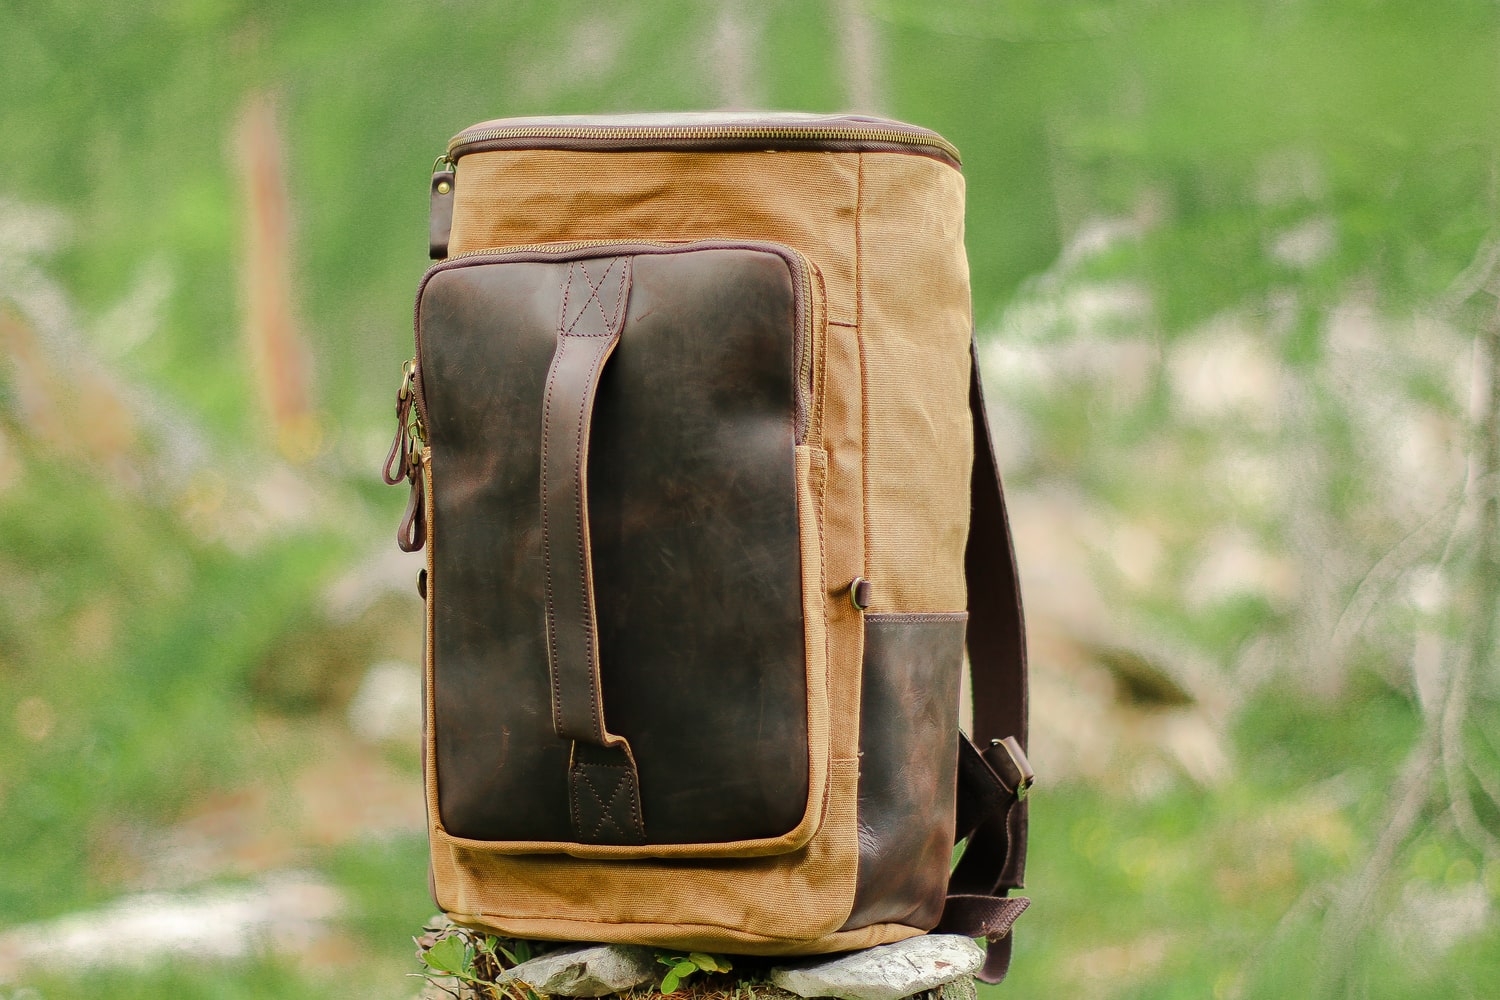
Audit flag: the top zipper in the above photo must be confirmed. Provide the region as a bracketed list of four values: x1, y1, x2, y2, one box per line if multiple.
[427, 115, 960, 258]
[444, 116, 961, 170]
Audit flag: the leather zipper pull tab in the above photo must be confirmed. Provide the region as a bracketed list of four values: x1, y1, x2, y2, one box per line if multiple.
[398, 459, 428, 553]
[383, 360, 418, 485]
[430, 156, 455, 259]
[387, 357, 428, 552]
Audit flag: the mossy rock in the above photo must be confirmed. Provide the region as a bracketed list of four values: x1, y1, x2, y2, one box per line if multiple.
[413, 916, 981, 1000]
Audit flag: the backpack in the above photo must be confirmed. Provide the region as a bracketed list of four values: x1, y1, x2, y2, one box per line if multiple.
[384, 113, 1033, 983]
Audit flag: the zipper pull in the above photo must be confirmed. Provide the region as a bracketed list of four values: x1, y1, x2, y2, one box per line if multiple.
[398, 459, 428, 553]
[430, 155, 455, 260]
[382, 359, 419, 486]
[384, 358, 429, 552]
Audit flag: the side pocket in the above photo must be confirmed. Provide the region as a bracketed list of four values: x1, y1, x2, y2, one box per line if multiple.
[840, 612, 967, 932]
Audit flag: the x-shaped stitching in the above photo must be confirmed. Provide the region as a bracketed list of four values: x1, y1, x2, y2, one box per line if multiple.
[564, 259, 623, 334]
[577, 767, 635, 839]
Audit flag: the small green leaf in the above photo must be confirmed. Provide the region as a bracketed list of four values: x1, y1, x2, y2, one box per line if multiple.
[514, 939, 533, 963]
[689, 953, 716, 971]
[672, 960, 698, 978]
[422, 935, 470, 975]
[661, 970, 681, 994]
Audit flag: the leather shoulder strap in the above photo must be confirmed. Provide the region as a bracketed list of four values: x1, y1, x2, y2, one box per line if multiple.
[936, 338, 1032, 984]
[963, 336, 1028, 882]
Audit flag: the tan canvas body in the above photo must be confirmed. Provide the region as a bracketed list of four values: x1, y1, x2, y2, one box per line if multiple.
[418, 127, 974, 955]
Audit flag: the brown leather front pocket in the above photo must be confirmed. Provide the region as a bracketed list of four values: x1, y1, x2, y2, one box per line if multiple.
[842, 612, 966, 931]
[417, 240, 829, 857]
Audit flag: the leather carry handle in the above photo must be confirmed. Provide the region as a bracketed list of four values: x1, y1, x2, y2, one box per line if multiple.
[539, 256, 646, 844]
[936, 337, 1031, 983]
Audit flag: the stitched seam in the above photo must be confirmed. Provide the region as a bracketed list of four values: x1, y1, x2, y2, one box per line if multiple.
[568, 765, 584, 834]
[579, 770, 617, 838]
[564, 260, 596, 333]
[589, 761, 642, 837]
[613, 775, 638, 838]
[864, 612, 970, 623]
[607, 776, 631, 838]
[581, 260, 605, 329]
[587, 259, 615, 328]
[609, 258, 630, 328]
[560, 261, 577, 334]
[854, 152, 871, 580]
[606, 772, 635, 838]
[573, 337, 609, 743]
[813, 450, 829, 824]
[541, 318, 568, 735]
[568, 260, 604, 333]
[569, 768, 599, 839]
[624, 765, 642, 835]
[588, 259, 615, 327]
[577, 764, 638, 840]
[563, 258, 620, 337]
[857, 327, 872, 581]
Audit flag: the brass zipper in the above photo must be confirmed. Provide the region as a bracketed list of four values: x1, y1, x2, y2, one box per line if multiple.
[440, 239, 670, 263]
[445, 123, 961, 167]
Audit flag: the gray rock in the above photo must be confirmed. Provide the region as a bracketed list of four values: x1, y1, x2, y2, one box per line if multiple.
[498, 943, 658, 997]
[769, 935, 984, 1000]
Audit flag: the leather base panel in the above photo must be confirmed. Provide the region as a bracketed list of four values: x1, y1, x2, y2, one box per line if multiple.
[841, 613, 966, 930]
[422, 246, 810, 846]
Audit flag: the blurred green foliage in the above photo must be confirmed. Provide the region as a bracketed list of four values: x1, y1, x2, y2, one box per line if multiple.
[2, 1, 1499, 998]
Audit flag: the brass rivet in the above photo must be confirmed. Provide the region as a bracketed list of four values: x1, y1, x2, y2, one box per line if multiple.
[436, 180, 451, 195]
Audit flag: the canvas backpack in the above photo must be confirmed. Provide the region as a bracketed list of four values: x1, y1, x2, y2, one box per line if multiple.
[384, 113, 1033, 983]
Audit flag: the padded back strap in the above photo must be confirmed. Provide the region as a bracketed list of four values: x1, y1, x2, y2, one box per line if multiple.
[938, 338, 1031, 982]
[539, 256, 645, 844]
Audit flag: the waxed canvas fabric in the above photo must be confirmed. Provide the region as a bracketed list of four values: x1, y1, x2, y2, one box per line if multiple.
[426, 142, 973, 954]
[447, 149, 971, 613]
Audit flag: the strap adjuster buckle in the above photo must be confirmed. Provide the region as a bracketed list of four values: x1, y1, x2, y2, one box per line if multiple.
[991, 736, 1034, 802]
